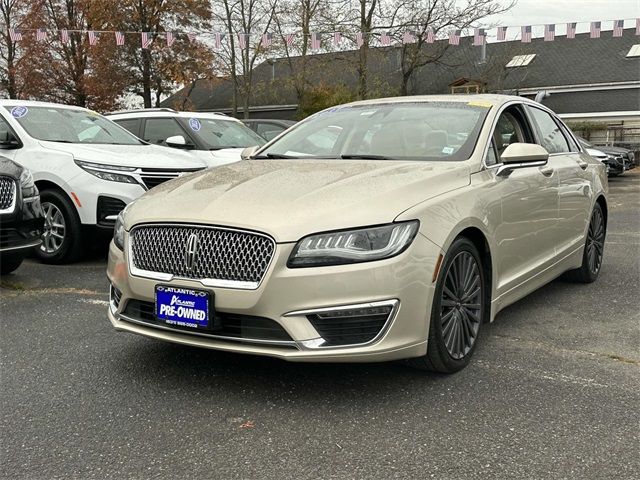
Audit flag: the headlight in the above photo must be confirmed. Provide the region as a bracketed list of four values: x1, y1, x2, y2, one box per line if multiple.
[288, 221, 419, 268]
[113, 210, 125, 251]
[75, 160, 138, 184]
[19, 168, 37, 198]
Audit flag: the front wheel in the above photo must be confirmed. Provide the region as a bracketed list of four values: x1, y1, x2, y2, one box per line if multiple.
[564, 203, 606, 283]
[408, 237, 486, 373]
[35, 189, 85, 264]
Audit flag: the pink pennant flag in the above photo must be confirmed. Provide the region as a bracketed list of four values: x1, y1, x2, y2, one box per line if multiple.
[567, 22, 576, 39]
[612, 20, 624, 37]
[285, 33, 295, 47]
[496, 26, 507, 41]
[544, 24, 555, 41]
[636, 18, 640, 35]
[356, 32, 364, 47]
[237, 33, 248, 49]
[261, 33, 272, 48]
[521, 25, 532, 43]
[187, 32, 196, 43]
[310, 32, 321, 50]
[425, 29, 435, 44]
[9, 28, 22, 41]
[36, 28, 47, 41]
[380, 31, 391, 46]
[141, 32, 152, 49]
[402, 30, 416, 44]
[448, 30, 460, 45]
[473, 28, 485, 46]
[214, 32, 224, 48]
[333, 31, 342, 46]
[166, 31, 175, 47]
[590, 21, 601, 38]
[60, 29, 69, 44]
[115, 31, 125, 46]
[88, 31, 99, 46]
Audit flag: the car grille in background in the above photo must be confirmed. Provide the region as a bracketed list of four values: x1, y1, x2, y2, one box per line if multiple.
[306, 304, 395, 346]
[0, 177, 15, 211]
[130, 225, 275, 285]
[97, 196, 127, 227]
[139, 167, 203, 190]
[122, 299, 294, 344]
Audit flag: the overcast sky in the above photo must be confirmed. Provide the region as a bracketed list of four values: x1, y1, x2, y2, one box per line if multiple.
[487, 0, 639, 31]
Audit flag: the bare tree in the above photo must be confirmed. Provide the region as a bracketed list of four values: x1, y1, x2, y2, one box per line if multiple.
[0, 0, 29, 98]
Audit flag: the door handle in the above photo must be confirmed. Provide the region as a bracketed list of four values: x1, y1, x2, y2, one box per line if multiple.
[539, 166, 554, 177]
[577, 160, 588, 170]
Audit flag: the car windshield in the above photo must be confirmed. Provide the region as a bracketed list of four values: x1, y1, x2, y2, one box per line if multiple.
[256, 101, 490, 161]
[181, 118, 266, 150]
[5, 106, 144, 145]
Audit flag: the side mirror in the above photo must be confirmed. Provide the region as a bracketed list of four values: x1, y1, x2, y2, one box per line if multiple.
[241, 145, 260, 160]
[165, 135, 189, 149]
[0, 131, 21, 150]
[497, 143, 549, 177]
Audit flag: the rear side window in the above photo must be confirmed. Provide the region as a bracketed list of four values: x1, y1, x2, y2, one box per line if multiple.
[114, 118, 141, 137]
[256, 122, 285, 141]
[527, 107, 570, 154]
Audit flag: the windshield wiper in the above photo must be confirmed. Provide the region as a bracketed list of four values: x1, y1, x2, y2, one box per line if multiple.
[339, 154, 391, 160]
[47, 139, 74, 143]
[253, 153, 296, 159]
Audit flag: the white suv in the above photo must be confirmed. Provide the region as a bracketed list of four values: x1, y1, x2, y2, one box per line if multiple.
[0, 100, 208, 263]
[106, 109, 266, 166]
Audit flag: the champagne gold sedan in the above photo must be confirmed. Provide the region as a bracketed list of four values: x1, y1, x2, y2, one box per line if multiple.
[107, 95, 608, 373]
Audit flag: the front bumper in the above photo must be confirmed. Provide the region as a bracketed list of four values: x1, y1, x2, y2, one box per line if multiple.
[107, 233, 442, 362]
[0, 195, 44, 253]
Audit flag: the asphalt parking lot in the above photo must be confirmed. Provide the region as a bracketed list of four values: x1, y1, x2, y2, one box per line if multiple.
[1, 171, 639, 479]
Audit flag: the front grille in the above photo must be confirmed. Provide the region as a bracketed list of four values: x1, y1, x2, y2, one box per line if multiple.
[0, 177, 16, 211]
[139, 168, 203, 190]
[306, 304, 395, 347]
[110, 285, 122, 309]
[130, 225, 275, 286]
[97, 196, 127, 226]
[122, 299, 294, 343]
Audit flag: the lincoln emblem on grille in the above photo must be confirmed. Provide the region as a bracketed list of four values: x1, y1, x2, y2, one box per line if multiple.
[185, 233, 199, 271]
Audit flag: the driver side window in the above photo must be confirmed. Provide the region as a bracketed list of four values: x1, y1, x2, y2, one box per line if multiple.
[487, 109, 528, 166]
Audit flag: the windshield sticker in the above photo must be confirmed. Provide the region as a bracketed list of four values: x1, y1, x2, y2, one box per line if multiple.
[189, 118, 201, 131]
[442, 146, 455, 155]
[10, 106, 28, 118]
[467, 101, 493, 108]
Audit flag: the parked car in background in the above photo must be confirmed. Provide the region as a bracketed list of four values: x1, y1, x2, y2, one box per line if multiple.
[576, 136, 629, 176]
[107, 109, 266, 166]
[0, 100, 207, 264]
[0, 156, 44, 275]
[107, 94, 607, 374]
[242, 119, 296, 141]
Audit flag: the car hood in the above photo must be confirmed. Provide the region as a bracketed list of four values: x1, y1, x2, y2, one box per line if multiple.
[38, 141, 207, 169]
[125, 159, 471, 242]
[597, 145, 629, 156]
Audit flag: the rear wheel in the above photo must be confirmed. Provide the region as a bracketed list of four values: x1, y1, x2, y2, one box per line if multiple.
[408, 237, 486, 373]
[35, 189, 85, 264]
[564, 203, 606, 283]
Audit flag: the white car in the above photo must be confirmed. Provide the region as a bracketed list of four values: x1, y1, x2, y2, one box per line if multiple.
[0, 100, 208, 263]
[106, 109, 266, 166]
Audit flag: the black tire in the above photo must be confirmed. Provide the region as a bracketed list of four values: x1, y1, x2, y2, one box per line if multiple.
[35, 189, 85, 264]
[408, 237, 486, 373]
[1, 253, 25, 275]
[564, 203, 606, 283]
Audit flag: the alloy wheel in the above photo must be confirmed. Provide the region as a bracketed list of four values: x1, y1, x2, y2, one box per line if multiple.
[586, 207, 605, 275]
[41, 201, 66, 254]
[440, 251, 483, 360]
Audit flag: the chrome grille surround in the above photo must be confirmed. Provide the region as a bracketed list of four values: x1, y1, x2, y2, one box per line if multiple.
[128, 224, 276, 290]
[0, 177, 17, 214]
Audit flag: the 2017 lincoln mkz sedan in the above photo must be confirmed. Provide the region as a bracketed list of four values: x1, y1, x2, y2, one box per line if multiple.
[106, 95, 607, 373]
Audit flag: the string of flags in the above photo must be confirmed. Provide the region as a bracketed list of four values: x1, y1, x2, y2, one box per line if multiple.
[7, 18, 640, 51]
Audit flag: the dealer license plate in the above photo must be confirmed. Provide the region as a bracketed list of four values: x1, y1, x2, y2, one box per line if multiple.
[155, 285, 210, 329]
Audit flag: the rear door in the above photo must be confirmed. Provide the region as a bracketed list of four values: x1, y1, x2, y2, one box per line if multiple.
[525, 106, 592, 254]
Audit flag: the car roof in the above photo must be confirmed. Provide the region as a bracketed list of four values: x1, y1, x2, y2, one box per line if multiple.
[242, 119, 296, 124]
[107, 109, 239, 122]
[342, 94, 530, 108]
[0, 99, 91, 111]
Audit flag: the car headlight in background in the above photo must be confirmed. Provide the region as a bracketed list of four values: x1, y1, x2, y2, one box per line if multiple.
[113, 210, 126, 251]
[75, 160, 138, 184]
[19, 168, 38, 198]
[288, 221, 419, 267]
